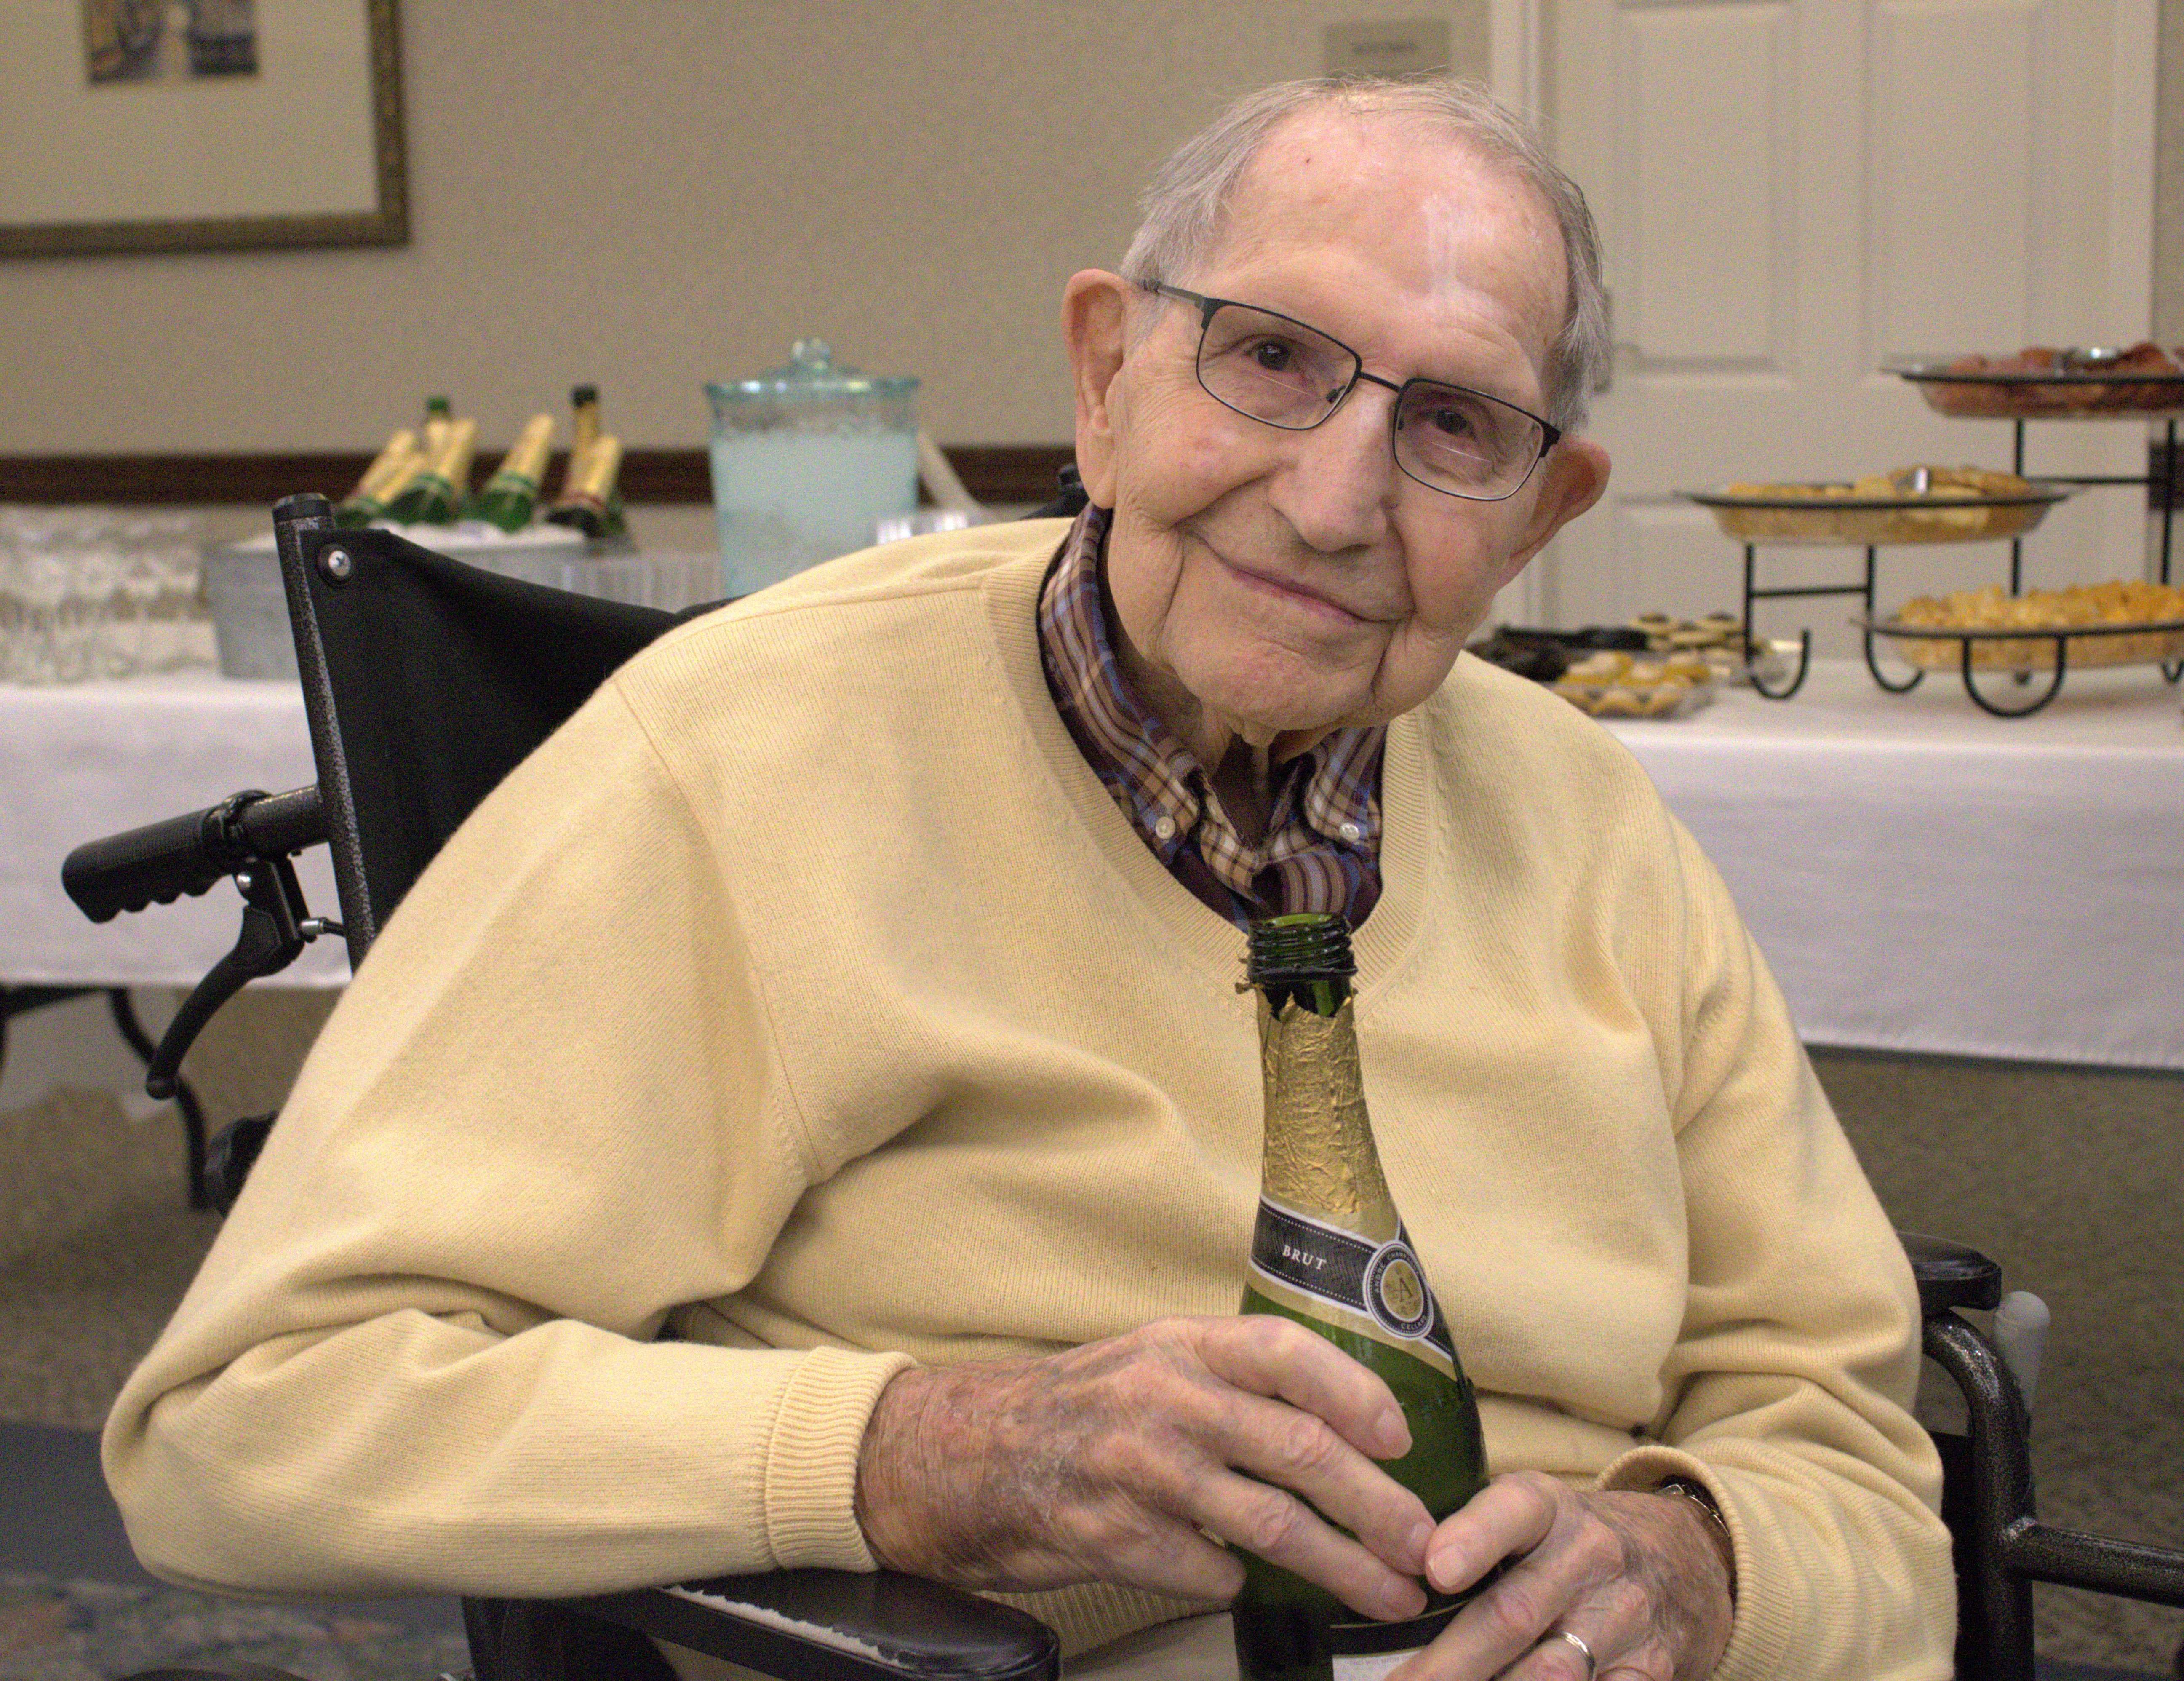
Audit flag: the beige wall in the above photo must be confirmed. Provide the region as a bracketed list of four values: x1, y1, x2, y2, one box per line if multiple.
[2158, 0, 2184, 341]
[0, 3, 1489, 458]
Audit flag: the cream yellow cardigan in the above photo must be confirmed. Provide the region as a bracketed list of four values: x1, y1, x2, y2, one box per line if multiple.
[105, 520, 1953, 1681]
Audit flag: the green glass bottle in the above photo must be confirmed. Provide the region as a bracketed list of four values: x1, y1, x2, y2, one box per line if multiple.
[547, 384, 627, 539]
[421, 395, 454, 458]
[545, 433, 623, 540]
[467, 413, 555, 533]
[387, 415, 477, 526]
[334, 427, 423, 528]
[1234, 913, 1490, 1681]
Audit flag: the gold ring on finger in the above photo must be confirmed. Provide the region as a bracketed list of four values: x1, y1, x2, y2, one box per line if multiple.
[1547, 1629, 1597, 1681]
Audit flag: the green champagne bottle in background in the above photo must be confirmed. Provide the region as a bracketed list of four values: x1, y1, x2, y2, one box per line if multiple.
[421, 395, 454, 459]
[1233, 913, 1490, 1681]
[549, 384, 627, 539]
[467, 413, 555, 533]
[387, 415, 478, 525]
[334, 428, 423, 528]
[545, 434, 623, 540]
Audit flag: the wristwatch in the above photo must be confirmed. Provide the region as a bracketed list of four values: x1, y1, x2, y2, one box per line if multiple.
[1657, 1476, 1732, 1539]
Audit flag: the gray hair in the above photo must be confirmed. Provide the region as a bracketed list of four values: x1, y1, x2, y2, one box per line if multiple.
[1120, 75, 1608, 435]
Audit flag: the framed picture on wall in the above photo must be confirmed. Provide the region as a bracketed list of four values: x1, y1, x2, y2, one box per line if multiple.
[0, 0, 406, 256]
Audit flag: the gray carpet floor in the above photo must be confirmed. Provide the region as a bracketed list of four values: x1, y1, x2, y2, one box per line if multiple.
[2, 1002, 2178, 1675]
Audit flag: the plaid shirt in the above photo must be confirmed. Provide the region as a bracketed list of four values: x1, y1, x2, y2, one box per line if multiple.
[1038, 505, 1385, 929]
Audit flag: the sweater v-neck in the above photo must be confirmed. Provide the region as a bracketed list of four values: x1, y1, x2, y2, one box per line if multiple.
[979, 536, 1432, 1003]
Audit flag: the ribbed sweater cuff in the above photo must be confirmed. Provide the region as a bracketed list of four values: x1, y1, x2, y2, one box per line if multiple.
[760, 1345, 918, 1570]
[1597, 1445, 1781, 1681]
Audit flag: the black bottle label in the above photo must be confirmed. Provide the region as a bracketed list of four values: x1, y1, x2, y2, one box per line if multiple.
[1249, 1198, 1459, 1380]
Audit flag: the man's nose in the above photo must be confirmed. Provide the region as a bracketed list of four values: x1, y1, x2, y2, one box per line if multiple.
[1265, 381, 1400, 552]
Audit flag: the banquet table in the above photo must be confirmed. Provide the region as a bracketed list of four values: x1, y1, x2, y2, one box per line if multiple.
[4, 661, 2180, 1069]
[2, 673, 347, 991]
[1602, 659, 2183, 1071]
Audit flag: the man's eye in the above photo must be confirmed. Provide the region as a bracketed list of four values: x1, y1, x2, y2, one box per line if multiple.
[1248, 338, 1301, 373]
[1424, 404, 1478, 436]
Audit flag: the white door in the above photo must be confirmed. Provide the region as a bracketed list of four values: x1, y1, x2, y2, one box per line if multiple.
[1529, 0, 2159, 654]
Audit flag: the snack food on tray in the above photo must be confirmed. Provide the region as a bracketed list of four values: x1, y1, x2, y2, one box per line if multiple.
[1909, 342, 2184, 417]
[1698, 467, 2053, 544]
[1624, 612, 1753, 675]
[1891, 579, 2184, 670]
[1549, 648, 1717, 718]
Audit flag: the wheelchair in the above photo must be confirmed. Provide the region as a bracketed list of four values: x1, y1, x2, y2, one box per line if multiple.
[64, 492, 2184, 1681]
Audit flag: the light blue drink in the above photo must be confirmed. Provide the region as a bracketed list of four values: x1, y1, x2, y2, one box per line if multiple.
[708, 430, 919, 596]
[705, 341, 922, 599]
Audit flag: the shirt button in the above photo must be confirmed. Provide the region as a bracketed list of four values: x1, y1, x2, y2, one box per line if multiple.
[1339, 821, 1363, 842]
[1153, 816, 1178, 841]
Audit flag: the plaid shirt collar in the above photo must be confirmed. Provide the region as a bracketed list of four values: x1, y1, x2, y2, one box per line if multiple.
[1037, 504, 1385, 926]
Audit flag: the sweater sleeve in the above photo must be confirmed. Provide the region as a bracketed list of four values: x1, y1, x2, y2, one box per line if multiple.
[1590, 820, 1965, 1676]
[1595, 820, 1955, 1681]
[101, 679, 912, 1601]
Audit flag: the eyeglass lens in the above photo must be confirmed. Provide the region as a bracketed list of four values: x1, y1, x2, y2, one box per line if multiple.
[1194, 301, 1545, 497]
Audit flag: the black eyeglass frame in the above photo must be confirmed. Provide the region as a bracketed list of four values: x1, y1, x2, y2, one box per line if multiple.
[1143, 281, 1564, 503]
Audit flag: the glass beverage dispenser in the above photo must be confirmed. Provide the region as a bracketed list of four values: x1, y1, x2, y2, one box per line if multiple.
[705, 340, 921, 597]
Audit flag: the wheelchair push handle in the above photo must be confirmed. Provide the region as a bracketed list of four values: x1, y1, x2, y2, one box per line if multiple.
[64, 786, 326, 925]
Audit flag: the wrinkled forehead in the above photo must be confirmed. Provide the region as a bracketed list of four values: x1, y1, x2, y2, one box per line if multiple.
[1201, 110, 1569, 370]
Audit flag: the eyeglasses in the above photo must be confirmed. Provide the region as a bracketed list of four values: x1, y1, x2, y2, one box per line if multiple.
[1143, 283, 1561, 502]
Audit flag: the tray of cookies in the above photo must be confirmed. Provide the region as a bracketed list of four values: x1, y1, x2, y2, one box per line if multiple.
[1548, 648, 1719, 719]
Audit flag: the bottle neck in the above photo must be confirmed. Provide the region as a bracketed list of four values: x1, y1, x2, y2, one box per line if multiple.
[1256, 994, 1398, 1243]
[570, 399, 601, 460]
[492, 415, 555, 489]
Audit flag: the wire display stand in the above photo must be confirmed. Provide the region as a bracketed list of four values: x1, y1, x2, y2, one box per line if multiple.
[1696, 379, 2182, 713]
[1998, 414, 2176, 594]
[1855, 613, 2184, 718]
[1687, 481, 2072, 701]
[1735, 542, 1901, 702]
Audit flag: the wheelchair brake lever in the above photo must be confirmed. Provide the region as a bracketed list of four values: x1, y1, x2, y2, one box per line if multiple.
[144, 856, 314, 1101]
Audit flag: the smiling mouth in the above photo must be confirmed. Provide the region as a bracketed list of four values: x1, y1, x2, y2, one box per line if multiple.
[1211, 550, 1375, 625]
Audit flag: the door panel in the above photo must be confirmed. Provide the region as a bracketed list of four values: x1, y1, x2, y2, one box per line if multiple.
[1541, 0, 2157, 647]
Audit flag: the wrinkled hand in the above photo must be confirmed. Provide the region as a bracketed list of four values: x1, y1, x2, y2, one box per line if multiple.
[1397, 1472, 1736, 1681]
[854, 1315, 1437, 1620]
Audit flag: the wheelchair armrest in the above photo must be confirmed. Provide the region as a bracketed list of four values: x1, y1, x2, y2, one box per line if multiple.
[1899, 1230, 2002, 1316]
[561, 1569, 1060, 1681]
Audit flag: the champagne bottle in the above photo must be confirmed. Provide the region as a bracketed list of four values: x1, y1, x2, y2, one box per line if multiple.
[387, 415, 478, 525]
[1233, 913, 1490, 1681]
[334, 428, 423, 528]
[421, 395, 454, 459]
[546, 434, 623, 540]
[467, 413, 556, 533]
[549, 384, 627, 538]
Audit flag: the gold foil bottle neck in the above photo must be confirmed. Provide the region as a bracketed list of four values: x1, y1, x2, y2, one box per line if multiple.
[1257, 994, 1398, 1240]
[491, 413, 555, 489]
[428, 415, 478, 487]
[567, 434, 622, 500]
[352, 429, 419, 501]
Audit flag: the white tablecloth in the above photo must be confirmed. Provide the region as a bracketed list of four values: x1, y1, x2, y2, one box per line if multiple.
[2, 673, 348, 989]
[7, 663, 2180, 1065]
[1604, 660, 2184, 1070]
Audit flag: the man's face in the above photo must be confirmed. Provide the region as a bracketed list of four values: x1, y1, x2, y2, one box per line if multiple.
[1065, 112, 1609, 754]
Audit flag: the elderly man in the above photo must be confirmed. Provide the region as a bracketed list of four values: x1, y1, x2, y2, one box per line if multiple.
[106, 75, 1952, 1681]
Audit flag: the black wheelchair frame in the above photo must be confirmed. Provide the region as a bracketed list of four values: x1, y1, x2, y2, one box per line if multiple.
[64, 491, 2184, 1681]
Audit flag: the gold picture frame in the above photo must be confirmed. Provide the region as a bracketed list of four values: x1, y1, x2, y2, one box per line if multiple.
[0, 0, 406, 257]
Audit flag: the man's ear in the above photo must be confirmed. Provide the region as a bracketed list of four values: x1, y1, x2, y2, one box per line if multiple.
[1062, 270, 1131, 507]
[1498, 436, 1611, 585]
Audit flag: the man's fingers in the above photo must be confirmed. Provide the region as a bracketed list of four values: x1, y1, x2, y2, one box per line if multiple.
[1188, 1467, 1430, 1623]
[1217, 1388, 1435, 1571]
[1402, 1478, 1638, 1681]
[1191, 1315, 1412, 1459]
[1424, 1471, 1563, 1595]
